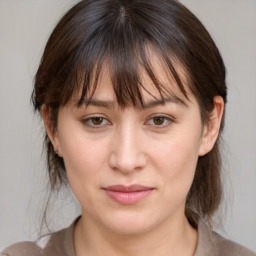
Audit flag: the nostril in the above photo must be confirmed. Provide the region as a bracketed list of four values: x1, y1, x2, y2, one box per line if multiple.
[109, 151, 147, 173]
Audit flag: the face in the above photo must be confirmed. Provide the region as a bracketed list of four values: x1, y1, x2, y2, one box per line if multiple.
[44, 58, 221, 235]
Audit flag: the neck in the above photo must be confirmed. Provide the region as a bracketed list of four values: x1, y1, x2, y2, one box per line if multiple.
[74, 212, 198, 256]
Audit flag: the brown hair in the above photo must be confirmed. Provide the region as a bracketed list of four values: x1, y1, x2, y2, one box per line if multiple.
[32, 0, 227, 227]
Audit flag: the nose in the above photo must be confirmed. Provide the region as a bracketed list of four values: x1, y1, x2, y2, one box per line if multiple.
[109, 124, 147, 174]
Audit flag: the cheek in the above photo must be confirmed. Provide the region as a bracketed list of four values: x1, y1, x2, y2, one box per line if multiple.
[62, 145, 104, 212]
[58, 125, 108, 172]
[152, 134, 201, 197]
[153, 134, 200, 171]
[57, 129, 109, 202]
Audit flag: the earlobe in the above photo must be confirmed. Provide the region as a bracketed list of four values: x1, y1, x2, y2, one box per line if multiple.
[199, 96, 224, 156]
[41, 105, 62, 157]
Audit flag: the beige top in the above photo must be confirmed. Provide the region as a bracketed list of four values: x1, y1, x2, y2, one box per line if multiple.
[2, 218, 256, 256]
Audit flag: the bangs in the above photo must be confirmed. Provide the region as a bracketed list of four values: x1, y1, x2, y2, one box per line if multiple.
[51, 2, 190, 109]
[70, 36, 189, 109]
[34, 0, 192, 112]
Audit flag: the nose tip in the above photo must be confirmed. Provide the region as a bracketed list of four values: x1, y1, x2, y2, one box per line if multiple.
[109, 151, 146, 173]
[108, 131, 147, 173]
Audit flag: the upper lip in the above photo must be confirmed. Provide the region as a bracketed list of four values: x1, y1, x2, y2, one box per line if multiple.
[104, 184, 154, 192]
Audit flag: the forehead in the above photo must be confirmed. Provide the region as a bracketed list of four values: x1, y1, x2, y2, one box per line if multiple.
[74, 47, 193, 108]
[97, 67, 184, 102]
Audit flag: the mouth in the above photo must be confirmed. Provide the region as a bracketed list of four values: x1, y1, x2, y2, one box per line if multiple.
[103, 185, 154, 205]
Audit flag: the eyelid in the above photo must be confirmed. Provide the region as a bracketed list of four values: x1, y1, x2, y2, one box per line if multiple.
[145, 114, 174, 128]
[81, 115, 111, 128]
[81, 113, 174, 129]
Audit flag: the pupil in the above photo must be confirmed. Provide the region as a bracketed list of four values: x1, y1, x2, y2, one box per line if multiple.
[154, 117, 164, 125]
[92, 117, 103, 125]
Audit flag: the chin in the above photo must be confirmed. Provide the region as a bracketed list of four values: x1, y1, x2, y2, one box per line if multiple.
[101, 211, 160, 235]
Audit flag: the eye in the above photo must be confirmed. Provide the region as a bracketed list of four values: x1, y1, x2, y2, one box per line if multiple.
[82, 116, 110, 128]
[152, 116, 166, 125]
[146, 115, 173, 128]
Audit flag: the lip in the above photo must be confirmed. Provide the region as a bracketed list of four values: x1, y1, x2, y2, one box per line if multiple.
[103, 185, 154, 205]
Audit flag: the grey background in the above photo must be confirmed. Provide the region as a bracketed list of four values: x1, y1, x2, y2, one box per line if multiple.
[0, 0, 255, 252]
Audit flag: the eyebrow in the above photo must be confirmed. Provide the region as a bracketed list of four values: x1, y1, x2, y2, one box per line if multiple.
[81, 99, 115, 108]
[76, 95, 188, 109]
[142, 96, 188, 109]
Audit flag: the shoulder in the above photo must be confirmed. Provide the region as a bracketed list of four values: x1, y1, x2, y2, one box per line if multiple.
[212, 231, 256, 256]
[1, 241, 43, 256]
[196, 219, 256, 256]
[1, 219, 76, 256]
[1, 231, 67, 256]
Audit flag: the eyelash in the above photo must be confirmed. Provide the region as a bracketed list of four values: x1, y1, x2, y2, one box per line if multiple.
[82, 116, 111, 129]
[145, 115, 173, 128]
[81, 115, 174, 129]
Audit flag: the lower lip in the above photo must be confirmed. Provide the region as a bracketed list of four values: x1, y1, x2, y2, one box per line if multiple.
[104, 189, 153, 205]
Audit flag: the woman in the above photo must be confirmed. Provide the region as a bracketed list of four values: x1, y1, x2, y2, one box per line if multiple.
[2, 0, 255, 255]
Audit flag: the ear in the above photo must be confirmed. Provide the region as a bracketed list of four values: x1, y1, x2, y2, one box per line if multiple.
[199, 96, 224, 156]
[41, 105, 63, 157]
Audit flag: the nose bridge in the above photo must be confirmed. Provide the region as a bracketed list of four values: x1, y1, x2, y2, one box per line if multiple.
[109, 117, 146, 173]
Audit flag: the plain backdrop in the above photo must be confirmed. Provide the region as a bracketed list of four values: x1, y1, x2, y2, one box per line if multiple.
[0, 0, 255, 252]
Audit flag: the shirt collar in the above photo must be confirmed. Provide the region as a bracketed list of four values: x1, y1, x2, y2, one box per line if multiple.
[64, 217, 216, 256]
[194, 219, 215, 256]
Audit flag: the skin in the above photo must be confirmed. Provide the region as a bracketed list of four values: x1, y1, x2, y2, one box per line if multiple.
[42, 59, 224, 256]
